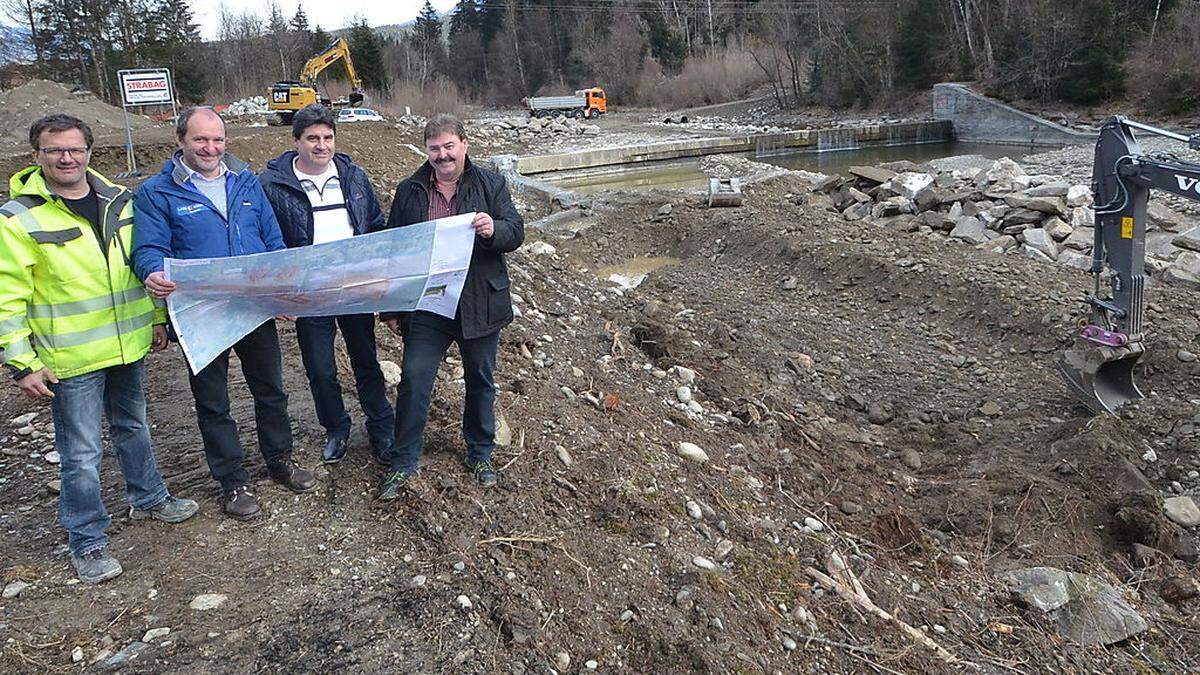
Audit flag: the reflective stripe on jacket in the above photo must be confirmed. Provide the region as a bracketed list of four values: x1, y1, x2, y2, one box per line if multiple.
[0, 167, 164, 379]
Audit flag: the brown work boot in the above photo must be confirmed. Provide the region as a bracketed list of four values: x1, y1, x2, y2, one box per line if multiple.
[267, 456, 317, 492]
[223, 486, 261, 520]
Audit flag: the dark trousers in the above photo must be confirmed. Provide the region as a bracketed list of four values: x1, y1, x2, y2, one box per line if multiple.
[187, 320, 292, 490]
[390, 311, 500, 474]
[295, 314, 395, 451]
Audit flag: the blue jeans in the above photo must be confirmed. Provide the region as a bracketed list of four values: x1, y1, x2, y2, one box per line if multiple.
[50, 360, 168, 556]
[295, 314, 395, 451]
[390, 312, 500, 474]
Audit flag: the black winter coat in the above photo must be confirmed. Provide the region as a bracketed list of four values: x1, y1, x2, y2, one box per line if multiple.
[259, 151, 384, 247]
[377, 158, 524, 339]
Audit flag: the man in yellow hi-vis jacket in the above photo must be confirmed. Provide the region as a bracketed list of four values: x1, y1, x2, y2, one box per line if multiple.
[0, 114, 198, 584]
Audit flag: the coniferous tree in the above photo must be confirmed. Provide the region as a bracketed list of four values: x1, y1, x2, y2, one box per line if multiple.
[347, 17, 388, 92]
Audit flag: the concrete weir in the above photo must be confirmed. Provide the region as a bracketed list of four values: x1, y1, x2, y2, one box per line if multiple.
[932, 83, 1094, 146]
[511, 120, 953, 175]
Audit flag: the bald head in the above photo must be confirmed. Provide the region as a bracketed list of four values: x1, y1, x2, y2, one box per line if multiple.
[176, 107, 227, 179]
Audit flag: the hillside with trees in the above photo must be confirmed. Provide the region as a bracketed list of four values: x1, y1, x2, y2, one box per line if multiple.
[2, 0, 1197, 115]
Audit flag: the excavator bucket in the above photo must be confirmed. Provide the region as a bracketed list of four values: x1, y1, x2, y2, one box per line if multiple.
[1057, 342, 1145, 415]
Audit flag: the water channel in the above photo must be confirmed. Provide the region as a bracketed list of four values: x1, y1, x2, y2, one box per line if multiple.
[540, 141, 1044, 195]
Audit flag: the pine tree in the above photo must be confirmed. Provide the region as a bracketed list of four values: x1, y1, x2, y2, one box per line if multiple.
[348, 17, 388, 92]
[413, 0, 443, 83]
[449, 0, 479, 35]
[152, 0, 206, 102]
[893, 0, 942, 91]
[290, 4, 309, 34]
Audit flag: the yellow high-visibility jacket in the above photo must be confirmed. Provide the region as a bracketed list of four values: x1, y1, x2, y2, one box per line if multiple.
[0, 167, 165, 380]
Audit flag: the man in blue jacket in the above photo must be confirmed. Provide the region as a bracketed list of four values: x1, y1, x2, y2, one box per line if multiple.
[259, 104, 395, 465]
[132, 106, 316, 520]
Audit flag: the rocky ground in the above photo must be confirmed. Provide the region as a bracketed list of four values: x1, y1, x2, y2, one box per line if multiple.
[2, 105, 1200, 673]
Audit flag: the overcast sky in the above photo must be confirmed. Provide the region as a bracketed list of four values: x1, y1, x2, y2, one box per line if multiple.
[189, 0, 459, 39]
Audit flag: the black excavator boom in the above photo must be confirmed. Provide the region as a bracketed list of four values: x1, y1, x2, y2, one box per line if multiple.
[1059, 117, 1200, 414]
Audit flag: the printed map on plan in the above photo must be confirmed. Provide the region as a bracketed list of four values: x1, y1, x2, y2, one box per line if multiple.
[164, 213, 476, 373]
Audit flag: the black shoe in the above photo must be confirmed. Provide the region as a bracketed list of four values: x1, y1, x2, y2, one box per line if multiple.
[377, 470, 413, 502]
[322, 435, 349, 464]
[372, 444, 393, 467]
[267, 456, 317, 492]
[467, 459, 498, 488]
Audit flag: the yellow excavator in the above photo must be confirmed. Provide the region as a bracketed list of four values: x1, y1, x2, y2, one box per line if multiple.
[267, 38, 365, 125]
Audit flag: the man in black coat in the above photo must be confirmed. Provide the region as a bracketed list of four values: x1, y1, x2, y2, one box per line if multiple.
[259, 104, 395, 465]
[374, 113, 524, 500]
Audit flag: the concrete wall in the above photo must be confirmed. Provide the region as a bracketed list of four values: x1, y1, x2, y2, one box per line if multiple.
[932, 83, 1094, 146]
[512, 120, 951, 175]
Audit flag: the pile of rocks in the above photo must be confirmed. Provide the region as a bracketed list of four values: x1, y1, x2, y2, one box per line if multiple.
[224, 95, 269, 116]
[488, 115, 601, 138]
[815, 155, 1200, 286]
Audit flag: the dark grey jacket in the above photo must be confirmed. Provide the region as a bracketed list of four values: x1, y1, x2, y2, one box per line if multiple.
[378, 158, 524, 339]
[259, 151, 384, 248]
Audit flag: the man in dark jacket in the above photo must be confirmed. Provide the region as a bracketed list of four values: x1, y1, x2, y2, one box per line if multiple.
[259, 104, 395, 465]
[133, 106, 316, 520]
[375, 113, 524, 500]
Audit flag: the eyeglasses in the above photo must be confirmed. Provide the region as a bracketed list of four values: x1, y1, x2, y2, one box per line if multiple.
[39, 147, 90, 159]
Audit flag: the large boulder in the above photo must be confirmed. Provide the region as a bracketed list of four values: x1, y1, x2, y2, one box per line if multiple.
[1070, 206, 1095, 229]
[1172, 227, 1200, 253]
[1004, 194, 1068, 217]
[1023, 228, 1059, 260]
[1044, 217, 1073, 241]
[842, 202, 872, 221]
[848, 166, 897, 185]
[1066, 185, 1092, 207]
[1148, 202, 1195, 233]
[983, 235, 1018, 253]
[1063, 227, 1095, 252]
[979, 157, 1026, 187]
[1001, 567, 1148, 646]
[949, 216, 990, 245]
[890, 172, 935, 199]
[872, 196, 915, 218]
[1058, 250, 1094, 271]
[1161, 251, 1200, 290]
[1025, 181, 1070, 198]
[1003, 207, 1045, 226]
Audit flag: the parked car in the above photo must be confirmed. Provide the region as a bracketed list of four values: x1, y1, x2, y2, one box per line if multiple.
[337, 108, 385, 122]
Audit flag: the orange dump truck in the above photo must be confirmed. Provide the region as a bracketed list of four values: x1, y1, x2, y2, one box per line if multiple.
[525, 87, 607, 119]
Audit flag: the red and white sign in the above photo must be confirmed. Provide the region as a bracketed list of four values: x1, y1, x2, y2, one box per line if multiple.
[120, 70, 172, 105]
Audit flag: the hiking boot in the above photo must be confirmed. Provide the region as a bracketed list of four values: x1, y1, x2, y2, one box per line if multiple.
[223, 485, 261, 520]
[129, 495, 200, 524]
[377, 470, 413, 502]
[322, 435, 349, 464]
[267, 456, 317, 492]
[71, 549, 123, 584]
[467, 459, 498, 488]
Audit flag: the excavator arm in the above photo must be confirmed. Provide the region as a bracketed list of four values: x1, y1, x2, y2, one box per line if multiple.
[299, 38, 364, 92]
[1059, 116, 1200, 414]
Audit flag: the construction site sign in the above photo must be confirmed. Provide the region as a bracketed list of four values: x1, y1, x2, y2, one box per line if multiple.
[117, 68, 177, 175]
[119, 69, 173, 105]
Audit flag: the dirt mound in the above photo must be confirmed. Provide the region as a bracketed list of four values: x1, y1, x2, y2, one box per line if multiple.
[0, 79, 155, 149]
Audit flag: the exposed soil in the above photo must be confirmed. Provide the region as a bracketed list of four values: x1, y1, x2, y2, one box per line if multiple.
[2, 109, 1200, 674]
[0, 80, 155, 150]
